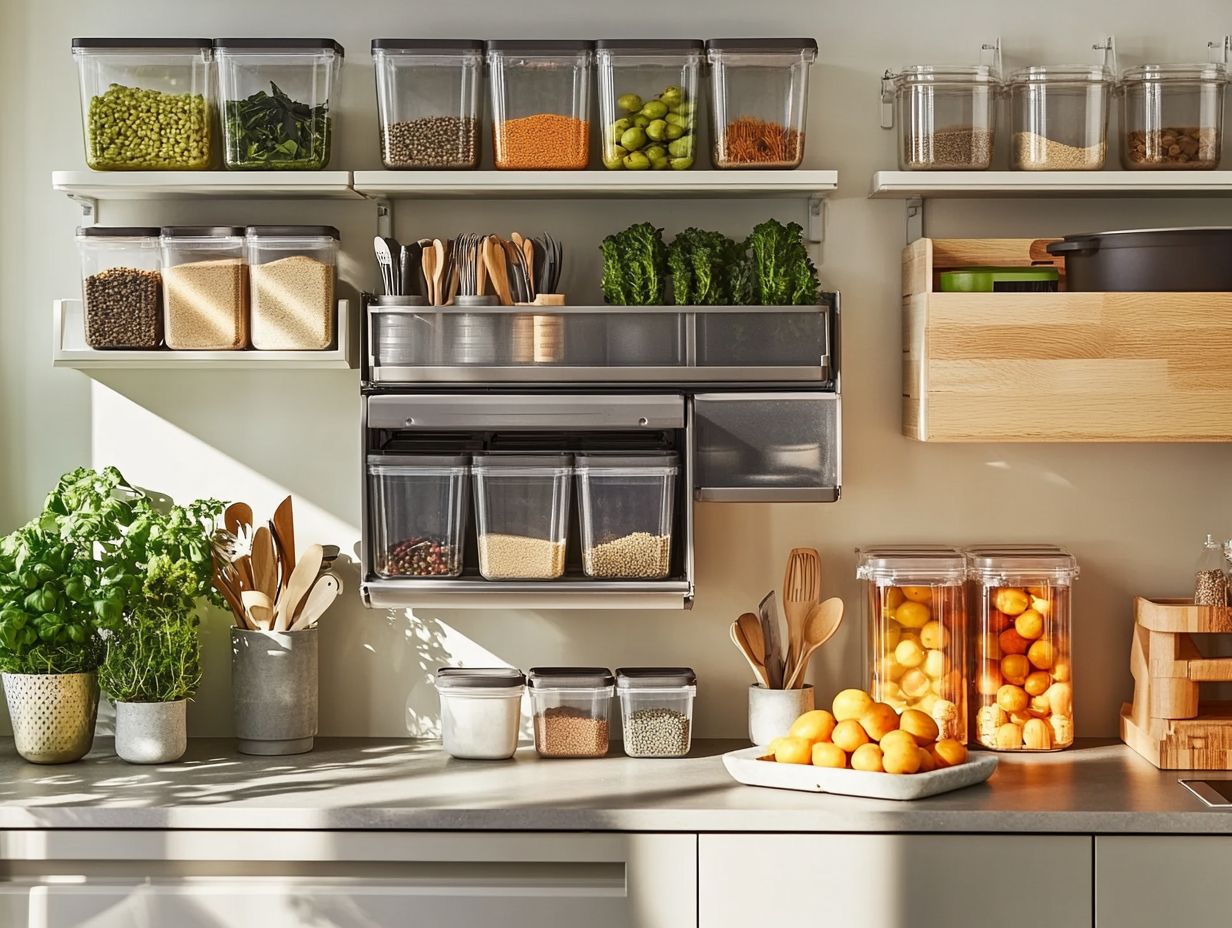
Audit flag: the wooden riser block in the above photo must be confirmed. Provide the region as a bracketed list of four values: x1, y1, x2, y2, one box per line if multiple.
[1121, 704, 1232, 770]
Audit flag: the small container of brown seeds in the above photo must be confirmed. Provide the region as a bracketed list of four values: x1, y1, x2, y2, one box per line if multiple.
[528, 667, 614, 758]
[76, 226, 164, 350]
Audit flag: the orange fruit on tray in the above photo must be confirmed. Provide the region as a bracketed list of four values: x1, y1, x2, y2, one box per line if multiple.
[811, 741, 847, 769]
[788, 709, 837, 745]
[859, 702, 900, 742]
[773, 736, 813, 765]
[850, 743, 884, 772]
[832, 719, 870, 753]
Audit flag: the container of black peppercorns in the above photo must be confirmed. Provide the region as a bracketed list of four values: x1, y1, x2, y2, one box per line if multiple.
[368, 454, 471, 579]
[372, 39, 484, 169]
[75, 226, 164, 349]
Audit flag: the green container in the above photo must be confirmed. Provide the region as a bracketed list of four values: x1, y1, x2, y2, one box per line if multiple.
[939, 267, 1059, 292]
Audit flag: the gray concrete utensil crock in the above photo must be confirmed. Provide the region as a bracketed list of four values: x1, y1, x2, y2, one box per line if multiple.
[3, 671, 99, 764]
[231, 626, 318, 755]
[114, 699, 187, 764]
[748, 683, 814, 746]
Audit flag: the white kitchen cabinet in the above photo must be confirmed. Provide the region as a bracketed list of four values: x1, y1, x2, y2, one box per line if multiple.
[699, 834, 1093, 928]
[1095, 836, 1230, 927]
[0, 830, 696, 928]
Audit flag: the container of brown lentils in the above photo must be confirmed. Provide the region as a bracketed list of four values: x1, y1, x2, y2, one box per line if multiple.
[616, 667, 696, 758]
[1120, 63, 1227, 170]
[528, 667, 614, 758]
[373, 39, 483, 169]
[76, 226, 163, 349]
[367, 454, 470, 579]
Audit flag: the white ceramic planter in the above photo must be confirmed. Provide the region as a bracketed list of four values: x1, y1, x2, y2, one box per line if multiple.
[114, 699, 187, 764]
[748, 684, 814, 746]
[2, 672, 99, 764]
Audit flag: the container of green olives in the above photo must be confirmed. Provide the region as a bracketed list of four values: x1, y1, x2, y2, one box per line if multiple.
[596, 40, 702, 171]
[72, 38, 215, 171]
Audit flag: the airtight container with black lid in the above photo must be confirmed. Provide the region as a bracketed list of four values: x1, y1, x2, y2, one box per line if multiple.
[76, 226, 163, 349]
[245, 225, 339, 350]
[528, 667, 615, 758]
[435, 667, 525, 760]
[616, 667, 697, 758]
[161, 226, 247, 350]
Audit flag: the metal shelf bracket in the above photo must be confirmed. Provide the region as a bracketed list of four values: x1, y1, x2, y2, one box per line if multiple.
[807, 194, 826, 244]
[375, 197, 392, 239]
[70, 194, 97, 228]
[905, 196, 923, 243]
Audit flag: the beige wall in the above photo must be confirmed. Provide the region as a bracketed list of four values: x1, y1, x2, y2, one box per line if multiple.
[3, 0, 1232, 739]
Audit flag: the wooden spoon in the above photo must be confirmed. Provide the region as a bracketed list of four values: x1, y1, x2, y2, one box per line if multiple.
[289, 574, 340, 631]
[783, 547, 821, 673]
[485, 237, 513, 306]
[432, 239, 447, 307]
[784, 597, 845, 690]
[224, 502, 252, 539]
[730, 621, 770, 688]
[250, 526, 278, 602]
[421, 246, 437, 306]
[212, 569, 251, 629]
[736, 612, 766, 668]
[240, 590, 275, 631]
[274, 544, 324, 632]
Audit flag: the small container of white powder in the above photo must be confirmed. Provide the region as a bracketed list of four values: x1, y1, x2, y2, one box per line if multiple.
[435, 667, 526, 760]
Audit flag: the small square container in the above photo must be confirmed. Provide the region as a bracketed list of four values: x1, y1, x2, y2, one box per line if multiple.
[472, 454, 572, 580]
[576, 453, 677, 579]
[967, 544, 1079, 752]
[706, 38, 817, 169]
[856, 545, 968, 743]
[487, 40, 594, 170]
[616, 667, 696, 758]
[245, 225, 339, 350]
[1009, 65, 1113, 170]
[215, 38, 343, 170]
[596, 40, 702, 171]
[373, 39, 484, 169]
[72, 38, 214, 170]
[892, 65, 1000, 170]
[367, 454, 469, 578]
[529, 667, 615, 758]
[436, 667, 525, 760]
[160, 226, 247, 350]
[76, 226, 163, 349]
[1120, 64, 1227, 170]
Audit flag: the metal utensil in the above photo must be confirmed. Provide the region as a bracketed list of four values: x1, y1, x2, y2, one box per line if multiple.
[373, 236, 395, 295]
[290, 574, 341, 631]
[730, 621, 771, 688]
[382, 236, 402, 295]
[783, 548, 822, 675]
[758, 590, 785, 689]
[784, 597, 844, 690]
[399, 243, 420, 298]
[274, 544, 324, 632]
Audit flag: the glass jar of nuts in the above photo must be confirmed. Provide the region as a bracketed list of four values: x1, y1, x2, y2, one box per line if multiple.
[967, 545, 1079, 752]
[856, 545, 968, 744]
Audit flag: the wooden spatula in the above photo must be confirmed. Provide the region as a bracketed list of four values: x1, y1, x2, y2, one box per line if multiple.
[783, 548, 821, 675]
[241, 590, 275, 631]
[274, 544, 324, 632]
[250, 526, 278, 603]
[784, 597, 845, 690]
[290, 574, 340, 631]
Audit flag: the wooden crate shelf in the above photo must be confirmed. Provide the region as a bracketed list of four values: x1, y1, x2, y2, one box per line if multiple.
[903, 238, 1232, 442]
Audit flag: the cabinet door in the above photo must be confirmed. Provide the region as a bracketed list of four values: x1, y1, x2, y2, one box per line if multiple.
[699, 834, 1092, 928]
[1096, 836, 1231, 927]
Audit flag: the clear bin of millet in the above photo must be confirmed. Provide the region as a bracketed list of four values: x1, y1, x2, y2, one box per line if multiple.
[529, 667, 614, 758]
[245, 225, 339, 350]
[1009, 65, 1112, 170]
[160, 226, 247, 349]
[968, 545, 1078, 752]
[367, 454, 469, 579]
[487, 40, 593, 170]
[472, 454, 572, 580]
[373, 39, 483, 169]
[576, 453, 677, 579]
[892, 65, 999, 170]
[706, 38, 817, 168]
[76, 226, 163, 349]
[1120, 63, 1227, 169]
[616, 667, 696, 758]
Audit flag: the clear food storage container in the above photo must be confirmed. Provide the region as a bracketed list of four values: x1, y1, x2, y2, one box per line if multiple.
[487, 40, 594, 170]
[576, 453, 677, 579]
[1120, 64, 1227, 169]
[968, 545, 1079, 752]
[367, 454, 469, 579]
[373, 39, 484, 169]
[529, 667, 614, 758]
[893, 65, 999, 170]
[76, 226, 163, 349]
[615, 667, 696, 758]
[72, 38, 214, 170]
[1010, 65, 1112, 170]
[856, 545, 968, 743]
[436, 667, 525, 760]
[160, 226, 247, 350]
[245, 225, 339, 350]
[473, 454, 572, 580]
[706, 38, 817, 169]
[215, 38, 343, 170]
[596, 40, 702, 171]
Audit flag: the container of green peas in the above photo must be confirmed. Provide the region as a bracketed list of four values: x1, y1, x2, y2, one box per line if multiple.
[72, 38, 215, 171]
[596, 40, 702, 171]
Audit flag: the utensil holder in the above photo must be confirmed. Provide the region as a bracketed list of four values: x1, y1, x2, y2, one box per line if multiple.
[231, 627, 318, 756]
[748, 683, 814, 746]
[452, 294, 499, 365]
[3, 672, 99, 764]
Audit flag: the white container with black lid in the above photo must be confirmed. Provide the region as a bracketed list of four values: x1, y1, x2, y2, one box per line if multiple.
[435, 667, 525, 760]
[616, 667, 697, 758]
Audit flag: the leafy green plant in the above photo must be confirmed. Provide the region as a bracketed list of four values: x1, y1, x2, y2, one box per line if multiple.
[600, 222, 669, 305]
[224, 82, 332, 169]
[744, 219, 820, 306]
[667, 228, 748, 305]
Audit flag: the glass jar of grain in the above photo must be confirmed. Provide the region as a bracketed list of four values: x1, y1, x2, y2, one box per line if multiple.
[244, 225, 339, 350]
[892, 65, 1000, 170]
[160, 226, 247, 350]
[1009, 65, 1113, 170]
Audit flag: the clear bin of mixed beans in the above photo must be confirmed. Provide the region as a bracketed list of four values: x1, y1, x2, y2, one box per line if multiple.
[487, 40, 593, 170]
[969, 545, 1078, 752]
[367, 454, 470, 579]
[529, 667, 614, 758]
[856, 545, 968, 743]
[596, 40, 701, 171]
[373, 39, 484, 169]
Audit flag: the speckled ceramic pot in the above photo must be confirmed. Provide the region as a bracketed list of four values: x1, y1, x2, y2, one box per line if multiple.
[748, 683, 814, 747]
[114, 699, 187, 764]
[3, 672, 99, 764]
[231, 627, 317, 755]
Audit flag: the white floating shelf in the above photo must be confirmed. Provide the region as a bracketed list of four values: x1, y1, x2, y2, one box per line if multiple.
[53, 299, 358, 371]
[870, 170, 1232, 199]
[354, 169, 838, 199]
[52, 170, 359, 201]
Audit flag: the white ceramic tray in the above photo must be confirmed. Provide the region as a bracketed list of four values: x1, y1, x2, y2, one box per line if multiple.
[722, 746, 998, 801]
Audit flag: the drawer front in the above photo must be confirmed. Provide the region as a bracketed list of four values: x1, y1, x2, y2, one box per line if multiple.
[693, 393, 840, 501]
[1096, 836, 1232, 927]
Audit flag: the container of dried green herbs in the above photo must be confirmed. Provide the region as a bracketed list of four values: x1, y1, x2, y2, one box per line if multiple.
[215, 39, 343, 170]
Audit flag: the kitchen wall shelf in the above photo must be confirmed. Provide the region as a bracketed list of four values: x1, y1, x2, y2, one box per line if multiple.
[870, 170, 1232, 240]
[364, 578, 693, 611]
[53, 299, 358, 371]
[903, 238, 1232, 442]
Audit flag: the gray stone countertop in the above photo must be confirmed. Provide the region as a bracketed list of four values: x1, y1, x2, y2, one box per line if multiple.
[0, 738, 1227, 834]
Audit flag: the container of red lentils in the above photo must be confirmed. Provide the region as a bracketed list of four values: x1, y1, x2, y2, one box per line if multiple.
[528, 667, 614, 757]
[486, 40, 594, 170]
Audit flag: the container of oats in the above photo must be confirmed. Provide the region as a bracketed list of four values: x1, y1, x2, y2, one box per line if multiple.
[1009, 65, 1112, 170]
[576, 453, 677, 580]
[472, 454, 572, 580]
[160, 226, 247, 350]
[245, 225, 339, 351]
[528, 667, 614, 758]
[891, 64, 1000, 170]
[75, 226, 163, 349]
